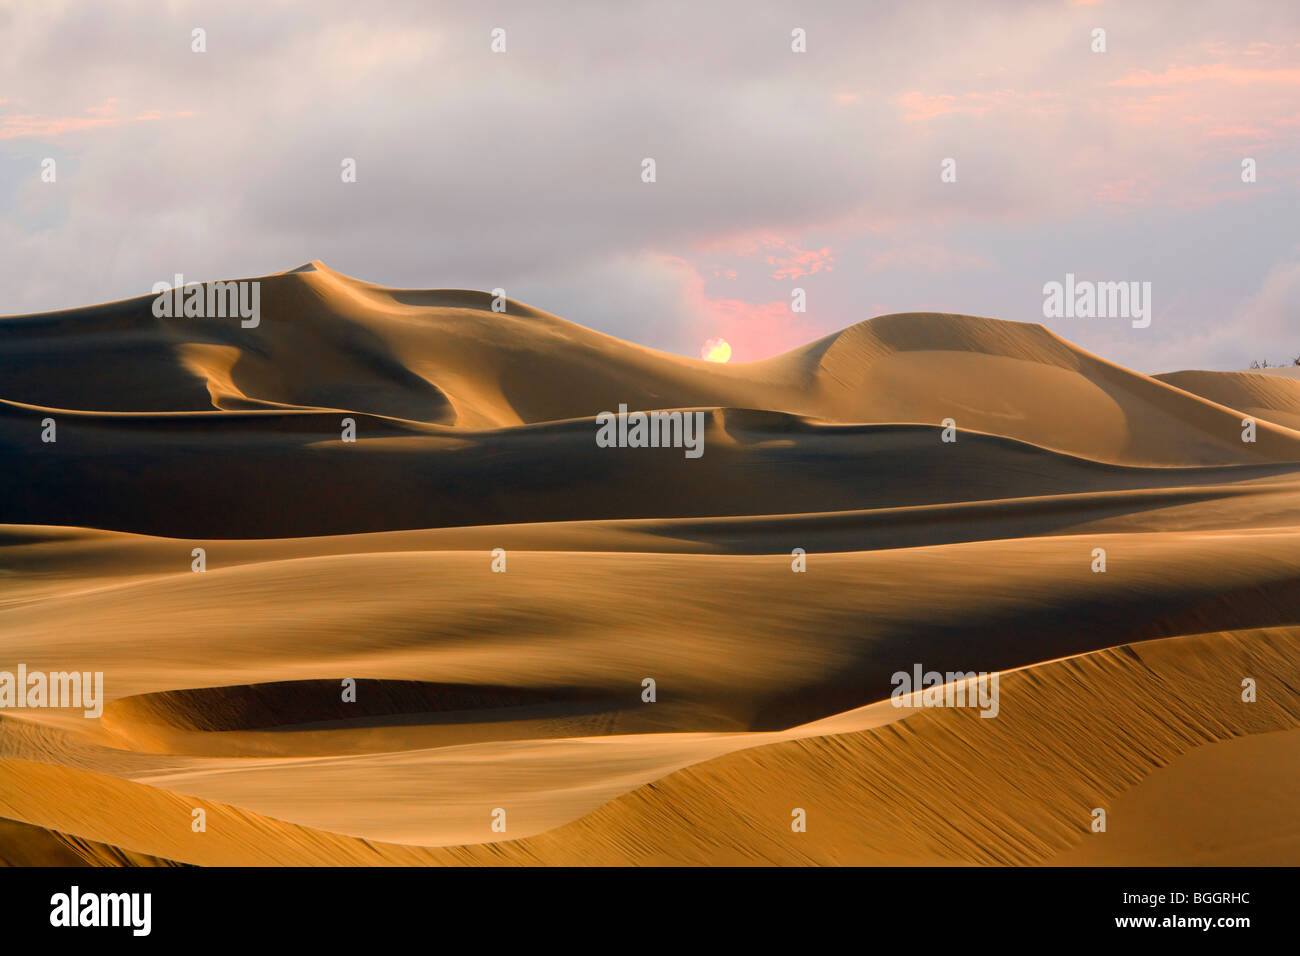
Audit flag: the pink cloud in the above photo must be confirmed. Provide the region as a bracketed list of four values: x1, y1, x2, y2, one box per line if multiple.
[1088, 54, 1300, 195]
[901, 91, 957, 122]
[2, 112, 118, 139]
[764, 242, 834, 280]
[696, 234, 835, 280]
[0, 98, 191, 140]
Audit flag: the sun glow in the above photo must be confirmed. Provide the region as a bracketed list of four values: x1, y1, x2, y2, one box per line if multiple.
[701, 337, 731, 363]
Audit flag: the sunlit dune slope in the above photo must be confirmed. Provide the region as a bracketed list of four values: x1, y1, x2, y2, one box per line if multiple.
[1, 627, 1295, 865]
[434, 628, 1300, 865]
[3, 524, 1300, 846]
[1157, 369, 1300, 431]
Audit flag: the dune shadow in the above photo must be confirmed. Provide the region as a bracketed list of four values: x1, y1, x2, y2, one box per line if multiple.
[105, 679, 621, 733]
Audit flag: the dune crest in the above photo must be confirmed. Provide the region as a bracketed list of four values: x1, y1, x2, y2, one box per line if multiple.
[5, 262, 1298, 461]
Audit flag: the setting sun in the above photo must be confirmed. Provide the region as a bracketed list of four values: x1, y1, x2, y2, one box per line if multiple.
[701, 337, 731, 362]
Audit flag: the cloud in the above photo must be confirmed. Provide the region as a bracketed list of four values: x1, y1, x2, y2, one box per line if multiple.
[718, 237, 835, 280]
[900, 92, 958, 122]
[0, 0, 1297, 373]
[0, 97, 188, 139]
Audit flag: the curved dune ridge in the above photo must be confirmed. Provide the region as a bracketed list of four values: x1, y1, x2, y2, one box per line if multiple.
[1156, 369, 1300, 431]
[2, 262, 1300, 865]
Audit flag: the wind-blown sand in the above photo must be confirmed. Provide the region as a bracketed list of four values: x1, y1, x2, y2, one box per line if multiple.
[2, 262, 1298, 865]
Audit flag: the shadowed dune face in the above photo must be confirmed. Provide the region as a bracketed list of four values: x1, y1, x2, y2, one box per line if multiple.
[104, 679, 622, 737]
[106, 680, 615, 729]
[3, 263, 1300, 865]
[6, 400, 1300, 537]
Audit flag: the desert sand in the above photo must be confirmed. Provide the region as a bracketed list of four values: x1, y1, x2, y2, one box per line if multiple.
[2, 262, 1298, 865]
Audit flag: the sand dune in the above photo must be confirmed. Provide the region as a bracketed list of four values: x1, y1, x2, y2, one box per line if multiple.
[2, 627, 1295, 865]
[8, 398, 1300, 538]
[6, 262, 1298, 454]
[1157, 369, 1300, 431]
[2, 263, 1299, 865]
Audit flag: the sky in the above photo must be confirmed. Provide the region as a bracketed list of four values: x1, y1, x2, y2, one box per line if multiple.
[2, 0, 1298, 372]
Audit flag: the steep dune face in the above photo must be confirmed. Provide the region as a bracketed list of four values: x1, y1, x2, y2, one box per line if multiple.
[0, 818, 186, 867]
[3, 263, 1300, 866]
[0, 268, 455, 422]
[1157, 369, 1300, 431]
[432, 628, 1300, 866]
[800, 315, 1300, 464]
